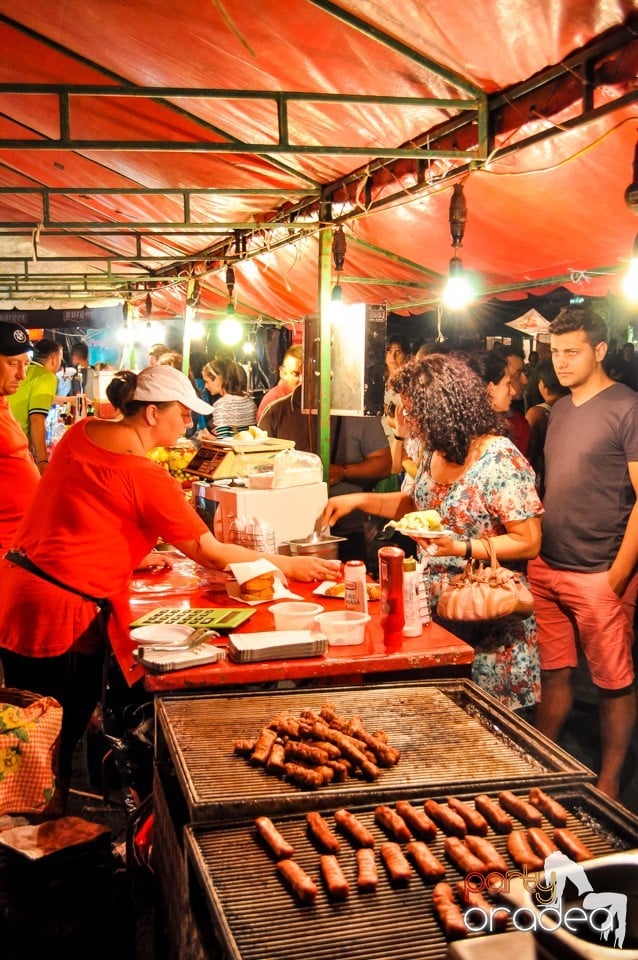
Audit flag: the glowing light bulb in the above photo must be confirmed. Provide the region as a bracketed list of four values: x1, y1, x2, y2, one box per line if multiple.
[218, 317, 243, 345]
[623, 257, 638, 304]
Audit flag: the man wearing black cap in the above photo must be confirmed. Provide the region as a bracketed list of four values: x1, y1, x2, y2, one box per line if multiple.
[0, 321, 39, 550]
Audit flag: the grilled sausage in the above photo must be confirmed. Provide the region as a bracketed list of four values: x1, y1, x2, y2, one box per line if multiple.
[319, 854, 350, 900]
[311, 721, 380, 780]
[455, 881, 508, 931]
[424, 799, 467, 837]
[432, 882, 468, 940]
[506, 830, 544, 871]
[284, 741, 331, 766]
[348, 716, 401, 767]
[553, 827, 594, 862]
[527, 827, 559, 860]
[395, 800, 437, 840]
[254, 816, 294, 859]
[464, 834, 508, 873]
[306, 811, 341, 853]
[447, 797, 489, 836]
[356, 846, 379, 892]
[265, 740, 286, 774]
[310, 740, 343, 760]
[380, 842, 412, 884]
[443, 836, 488, 875]
[284, 762, 326, 789]
[474, 794, 513, 834]
[498, 790, 543, 826]
[333, 808, 375, 847]
[233, 738, 256, 756]
[374, 804, 412, 842]
[528, 787, 569, 827]
[276, 859, 318, 903]
[406, 840, 446, 880]
[250, 727, 278, 766]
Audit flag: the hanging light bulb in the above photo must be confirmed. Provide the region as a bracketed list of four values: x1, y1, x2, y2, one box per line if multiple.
[442, 256, 474, 309]
[623, 234, 638, 304]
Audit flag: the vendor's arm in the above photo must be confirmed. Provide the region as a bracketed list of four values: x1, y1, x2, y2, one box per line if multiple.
[415, 516, 542, 562]
[329, 445, 392, 486]
[173, 531, 340, 582]
[608, 461, 638, 596]
[29, 412, 49, 473]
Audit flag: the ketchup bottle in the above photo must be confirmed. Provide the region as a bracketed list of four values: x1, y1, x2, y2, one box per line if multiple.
[378, 545, 405, 644]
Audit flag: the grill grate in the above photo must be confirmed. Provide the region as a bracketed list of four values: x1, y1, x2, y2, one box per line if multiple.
[184, 784, 638, 960]
[156, 680, 594, 822]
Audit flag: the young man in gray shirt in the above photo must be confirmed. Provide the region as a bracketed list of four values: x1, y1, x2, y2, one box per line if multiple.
[528, 306, 638, 800]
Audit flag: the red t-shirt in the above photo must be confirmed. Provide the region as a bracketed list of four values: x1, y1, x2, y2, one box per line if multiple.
[0, 396, 39, 549]
[0, 419, 209, 657]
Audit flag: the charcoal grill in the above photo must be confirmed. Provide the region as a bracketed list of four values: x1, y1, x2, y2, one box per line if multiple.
[184, 784, 638, 960]
[155, 679, 594, 824]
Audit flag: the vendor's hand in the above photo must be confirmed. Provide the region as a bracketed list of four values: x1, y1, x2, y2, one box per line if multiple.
[281, 556, 342, 582]
[322, 494, 362, 527]
[134, 550, 174, 573]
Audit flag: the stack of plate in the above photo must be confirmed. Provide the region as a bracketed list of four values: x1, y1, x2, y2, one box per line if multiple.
[227, 630, 327, 663]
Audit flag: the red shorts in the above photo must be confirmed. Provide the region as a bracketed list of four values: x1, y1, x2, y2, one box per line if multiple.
[527, 556, 638, 690]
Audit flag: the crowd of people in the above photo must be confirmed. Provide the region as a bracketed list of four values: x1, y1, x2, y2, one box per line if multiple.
[0, 306, 637, 806]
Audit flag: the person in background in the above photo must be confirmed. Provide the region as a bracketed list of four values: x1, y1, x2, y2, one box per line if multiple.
[524, 349, 542, 409]
[322, 352, 542, 712]
[491, 346, 530, 455]
[70, 340, 95, 400]
[8, 338, 63, 474]
[528, 307, 638, 800]
[260, 382, 391, 565]
[0, 322, 39, 552]
[382, 334, 410, 440]
[148, 342, 169, 366]
[201, 357, 257, 440]
[256, 344, 303, 421]
[0, 364, 339, 808]
[465, 349, 515, 418]
[525, 359, 569, 496]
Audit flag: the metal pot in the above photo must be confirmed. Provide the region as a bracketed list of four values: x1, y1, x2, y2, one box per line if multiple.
[285, 534, 347, 560]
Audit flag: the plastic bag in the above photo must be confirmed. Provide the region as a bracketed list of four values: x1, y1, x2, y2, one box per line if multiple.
[272, 448, 323, 488]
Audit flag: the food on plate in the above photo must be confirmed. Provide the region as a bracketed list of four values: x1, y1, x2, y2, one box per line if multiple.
[406, 840, 446, 880]
[424, 799, 467, 837]
[446, 797, 489, 836]
[276, 858, 318, 903]
[527, 826, 559, 859]
[379, 842, 412, 884]
[235, 425, 269, 442]
[333, 808, 375, 848]
[356, 847, 379, 892]
[239, 571, 275, 601]
[528, 787, 569, 826]
[553, 827, 594, 862]
[474, 793, 514, 834]
[498, 790, 543, 826]
[306, 811, 341, 853]
[234, 703, 400, 790]
[506, 830, 544, 871]
[319, 854, 350, 900]
[455, 881, 508, 931]
[384, 510, 442, 533]
[254, 816, 295, 859]
[463, 834, 508, 873]
[443, 837, 488, 875]
[324, 581, 381, 600]
[374, 804, 412, 843]
[432, 882, 468, 940]
[395, 800, 437, 840]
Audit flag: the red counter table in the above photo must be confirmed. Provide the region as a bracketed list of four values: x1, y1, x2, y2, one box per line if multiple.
[108, 568, 474, 692]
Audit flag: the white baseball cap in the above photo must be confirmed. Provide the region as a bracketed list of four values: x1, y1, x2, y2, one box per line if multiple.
[133, 364, 213, 415]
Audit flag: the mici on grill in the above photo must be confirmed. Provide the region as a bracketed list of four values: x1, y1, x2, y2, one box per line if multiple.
[233, 703, 401, 788]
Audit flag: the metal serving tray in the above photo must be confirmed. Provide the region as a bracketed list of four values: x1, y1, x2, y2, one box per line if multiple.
[154, 679, 594, 823]
[183, 783, 638, 960]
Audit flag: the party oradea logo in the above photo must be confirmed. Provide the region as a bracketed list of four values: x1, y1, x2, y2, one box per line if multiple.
[463, 851, 627, 948]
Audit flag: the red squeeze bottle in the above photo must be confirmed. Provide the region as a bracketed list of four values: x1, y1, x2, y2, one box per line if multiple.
[378, 545, 405, 644]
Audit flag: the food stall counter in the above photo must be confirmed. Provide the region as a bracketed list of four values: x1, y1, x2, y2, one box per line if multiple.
[108, 565, 474, 692]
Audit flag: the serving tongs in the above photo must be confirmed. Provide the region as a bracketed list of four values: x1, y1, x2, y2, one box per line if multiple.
[148, 627, 221, 652]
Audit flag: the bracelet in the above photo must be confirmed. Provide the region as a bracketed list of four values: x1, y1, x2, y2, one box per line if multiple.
[394, 435, 404, 441]
[37, 459, 49, 464]
[463, 538, 472, 560]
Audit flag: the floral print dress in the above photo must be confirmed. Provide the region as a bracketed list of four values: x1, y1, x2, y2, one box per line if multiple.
[412, 435, 543, 711]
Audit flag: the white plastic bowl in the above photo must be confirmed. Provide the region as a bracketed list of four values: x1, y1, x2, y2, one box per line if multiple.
[268, 600, 325, 630]
[314, 610, 371, 646]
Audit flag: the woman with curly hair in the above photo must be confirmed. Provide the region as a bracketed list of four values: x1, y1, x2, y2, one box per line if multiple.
[323, 352, 543, 711]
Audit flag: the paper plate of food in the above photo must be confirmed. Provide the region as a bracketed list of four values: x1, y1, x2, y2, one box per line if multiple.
[313, 581, 381, 600]
[383, 510, 453, 538]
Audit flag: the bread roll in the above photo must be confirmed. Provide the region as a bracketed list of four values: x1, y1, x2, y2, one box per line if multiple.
[240, 572, 275, 601]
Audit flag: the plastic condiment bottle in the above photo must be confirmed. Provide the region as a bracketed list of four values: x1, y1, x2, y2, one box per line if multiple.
[344, 560, 368, 614]
[402, 557, 422, 637]
[378, 545, 405, 643]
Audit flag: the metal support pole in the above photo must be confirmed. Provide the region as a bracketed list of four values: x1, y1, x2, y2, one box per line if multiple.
[317, 228, 332, 481]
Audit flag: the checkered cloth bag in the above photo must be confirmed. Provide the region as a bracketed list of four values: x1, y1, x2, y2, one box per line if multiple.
[0, 688, 62, 815]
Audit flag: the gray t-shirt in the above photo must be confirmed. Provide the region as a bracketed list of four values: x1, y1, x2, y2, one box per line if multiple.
[541, 383, 638, 571]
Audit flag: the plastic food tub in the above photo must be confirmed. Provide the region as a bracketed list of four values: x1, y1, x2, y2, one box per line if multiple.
[314, 610, 371, 646]
[268, 601, 325, 630]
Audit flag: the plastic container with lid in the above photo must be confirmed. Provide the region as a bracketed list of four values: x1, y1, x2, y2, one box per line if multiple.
[314, 610, 371, 646]
[268, 601, 324, 630]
